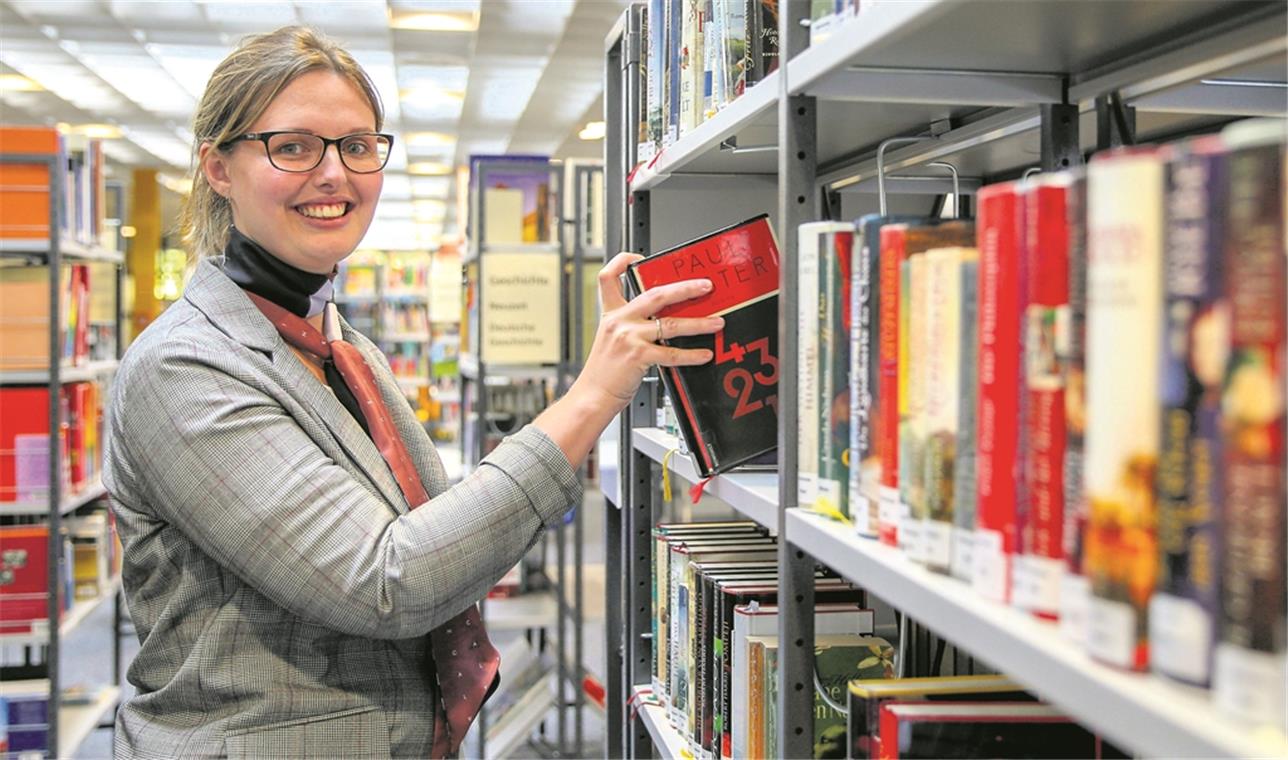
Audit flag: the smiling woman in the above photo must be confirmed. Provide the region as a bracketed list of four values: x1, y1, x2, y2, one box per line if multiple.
[103, 22, 721, 760]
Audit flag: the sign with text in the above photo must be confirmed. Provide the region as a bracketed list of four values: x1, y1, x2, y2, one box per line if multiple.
[481, 251, 561, 364]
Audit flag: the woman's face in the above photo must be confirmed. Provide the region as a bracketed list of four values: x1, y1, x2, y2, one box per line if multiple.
[201, 70, 383, 273]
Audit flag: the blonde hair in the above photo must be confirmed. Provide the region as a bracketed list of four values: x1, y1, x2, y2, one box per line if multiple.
[182, 26, 384, 258]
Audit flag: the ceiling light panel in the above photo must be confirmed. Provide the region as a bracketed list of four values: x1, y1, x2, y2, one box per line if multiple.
[398, 64, 468, 121]
[472, 65, 544, 122]
[382, 172, 413, 200]
[0, 43, 136, 117]
[107, 0, 208, 25]
[349, 50, 402, 126]
[126, 127, 194, 170]
[73, 43, 195, 118]
[293, 0, 390, 35]
[410, 176, 452, 197]
[145, 44, 226, 102]
[196, 1, 301, 32]
[7, 0, 111, 23]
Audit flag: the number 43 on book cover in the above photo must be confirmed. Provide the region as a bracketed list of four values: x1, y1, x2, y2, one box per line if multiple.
[627, 214, 781, 478]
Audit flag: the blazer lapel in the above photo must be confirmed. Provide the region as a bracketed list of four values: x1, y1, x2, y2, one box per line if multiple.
[183, 261, 411, 515]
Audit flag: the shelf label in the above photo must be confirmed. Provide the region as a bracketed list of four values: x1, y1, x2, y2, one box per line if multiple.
[923, 520, 952, 571]
[878, 486, 900, 544]
[972, 529, 1008, 602]
[1214, 644, 1287, 729]
[1087, 596, 1137, 669]
[1149, 593, 1212, 684]
[480, 252, 562, 364]
[951, 527, 974, 581]
[1060, 573, 1091, 645]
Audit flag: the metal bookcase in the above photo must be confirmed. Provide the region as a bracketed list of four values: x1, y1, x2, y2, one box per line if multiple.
[0, 150, 127, 758]
[603, 1, 1288, 758]
[462, 156, 604, 758]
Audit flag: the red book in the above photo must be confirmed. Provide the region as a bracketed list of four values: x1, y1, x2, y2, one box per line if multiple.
[627, 214, 781, 477]
[877, 702, 1113, 760]
[0, 525, 51, 634]
[876, 225, 907, 545]
[974, 182, 1024, 603]
[1015, 178, 1070, 619]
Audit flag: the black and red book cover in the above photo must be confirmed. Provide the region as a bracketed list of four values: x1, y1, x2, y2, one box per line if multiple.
[627, 214, 780, 478]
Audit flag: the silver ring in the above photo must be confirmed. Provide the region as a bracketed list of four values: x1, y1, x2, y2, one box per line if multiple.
[654, 318, 664, 343]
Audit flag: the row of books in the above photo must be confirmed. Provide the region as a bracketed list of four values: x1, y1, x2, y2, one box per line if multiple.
[0, 680, 51, 757]
[0, 509, 120, 636]
[639, 0, 779, 163]
[0, 382, 104, 504]
[650, 520, 1125, 759]
[0, 264, 93, 372]
[0, 126, 107, 249]
[797, 118, 1284, 727]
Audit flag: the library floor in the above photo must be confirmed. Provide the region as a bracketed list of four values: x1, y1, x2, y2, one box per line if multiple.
[67, 471, 610, 759]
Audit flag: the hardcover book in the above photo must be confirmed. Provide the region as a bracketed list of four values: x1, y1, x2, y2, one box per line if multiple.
[877, 224, 906, 545]
[743, 0, 779, 90]
[952, 254, 981, 581]
[819, 223, 856, 519]
[1212, 120, 1286, 729]
[923, 247, 977, 574]
[1150, 137, 1226, 687]
[665, 0, 682, 146]
[846, 675, 1028, 759]
[877, 703, 1119, 760]
[1058, 171, 1090, 643]
[975, 182, 1025, 603]
[850, 215, 924, 539]
[798, 223, 823, 510]
[1014, 176, 1071, 619]
[1085, 147, 1165, 671]
[627, 214, 781, 478]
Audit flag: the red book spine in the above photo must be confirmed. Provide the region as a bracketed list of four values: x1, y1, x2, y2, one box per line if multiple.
[1016, 181, 1070, 619]
[878, 703, 900, 760]
[877, 225, 907, 545]
[974, 183, 1023, 603]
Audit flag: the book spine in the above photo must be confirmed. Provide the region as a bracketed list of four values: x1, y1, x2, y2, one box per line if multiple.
[665, 0, 681, 146]
[1059, 173, 1091, 644]
[952, 256, 980, 581]
[669, 553, 687, 725]
[877, 226, 905, 545]
[718, 596, 735, 760]
[702, 0, 718, 120]
[975, 184, 1023, 603]
[898, 252, 927, 561]
[679, 0, 702, 138]
[1016, 182, 1070, 619]
[654, 536, 668, 697]
[1150, 143, 1225, 687]
[852, 220, 881, 538]
[1213, 135, 1286, 728]
[923, 248, 967, 573]
[820, 228, 855, 517]
[798, 227, 821, 508]
[1085, 149, 1165, 671]
[648, 0, 665, 156]
[748, 641, 765, 759]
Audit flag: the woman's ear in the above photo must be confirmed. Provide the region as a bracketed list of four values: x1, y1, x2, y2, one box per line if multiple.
[200, 142, 232, 198]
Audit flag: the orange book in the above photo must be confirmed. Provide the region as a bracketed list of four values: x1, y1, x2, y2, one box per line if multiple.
[0, 127, 61, 241]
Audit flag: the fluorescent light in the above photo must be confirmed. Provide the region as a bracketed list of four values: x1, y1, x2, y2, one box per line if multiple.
[0, 74, 43, 92]
[390, 11, 478, 32]
[158, 173, 194, 195]
[1200, 78, 1288, 89]
[146, 44, 226, 101]
[408, 160, 453, 175]
[411, 176, 452, 196]
[120, 226, 137, 238]
[404, 130, 457, 150]
[579, 121, 606, 141]
[58, 123, 124, 139]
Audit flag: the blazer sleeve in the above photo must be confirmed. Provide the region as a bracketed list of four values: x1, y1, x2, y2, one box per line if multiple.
[109, 336, 580, 640]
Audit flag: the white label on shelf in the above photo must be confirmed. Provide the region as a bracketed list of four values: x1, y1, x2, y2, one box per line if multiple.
[1060, 573, 1091, 645]
[30, 618, 49, 638]
[951, 527, 974, 581]
[878, 486, 900, 539]
[1149, 593, 1212, 684]
[1011, 555, 1035, 611]
[1026, 556, 1063, 618]
[1087, 596, 1137, 669]
[898, 500, 923, 562]
[1214, 643, 1288, 730]
[972, 529, 1008, 602]
[923, 520, 952, 571]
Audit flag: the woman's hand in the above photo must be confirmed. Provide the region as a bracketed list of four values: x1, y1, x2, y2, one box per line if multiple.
[576, 252, 725, 408]
[534, 252, 725, 468]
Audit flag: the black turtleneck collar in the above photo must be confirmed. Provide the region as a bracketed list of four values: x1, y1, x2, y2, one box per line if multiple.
[220, 227, 334, 318]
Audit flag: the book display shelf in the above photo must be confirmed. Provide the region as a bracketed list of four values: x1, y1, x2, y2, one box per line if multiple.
[602, 2, 1287, 759]
[463, 158, 606, 759]
[1, 129, 127, 758]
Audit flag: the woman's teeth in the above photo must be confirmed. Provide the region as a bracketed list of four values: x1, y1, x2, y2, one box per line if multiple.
[298, 203, 347, 219]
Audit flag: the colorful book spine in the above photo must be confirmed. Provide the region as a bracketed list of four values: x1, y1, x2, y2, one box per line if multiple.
[819, 224, 856, 519]
[665, 0, 682, 146]
[797, 224, 822, 509]
[951, 254, 980, 581]
[1059, 172, 1091, 643]
[899, 250, 929, 562]
[647, 0, 665, 156]
[679, 0, 704, 137]
[877, 225, 906, 545]
[1212, 120, 1286, 729]
[1084, 147, 1165, 671]
[1150, 137, 1226, 687]
[975, 183, 1024, 603]
[923, 247, 974, 573]
[850, 217, 880, 538]
[1014, 177, 1071, 619]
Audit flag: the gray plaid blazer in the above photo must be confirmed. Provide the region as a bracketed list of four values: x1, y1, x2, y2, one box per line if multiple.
[103, 260, 581, 758]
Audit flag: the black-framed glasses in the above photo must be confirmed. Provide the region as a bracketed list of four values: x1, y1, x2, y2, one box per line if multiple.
[228, 131, 394, 173]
